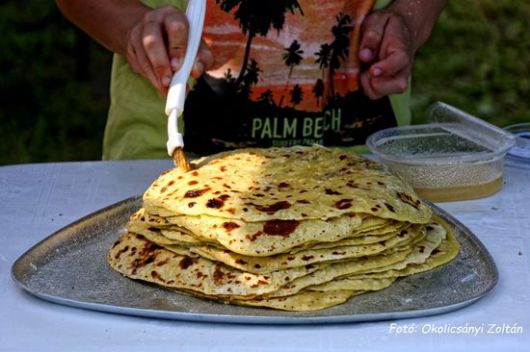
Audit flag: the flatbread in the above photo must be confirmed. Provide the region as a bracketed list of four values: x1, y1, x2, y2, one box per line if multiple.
[231, 290, 365, 312]
[162, 212, 364, 256]
[108, 146, 460, 312]
[308, 278, 396, 292]
[109, 233, 323, 298]
[308, 222, 452, 291]
[143, 146, 431, 223]
[261, 248, 412, 298]
[185, 225, 423, 273]
[289, 222, 413, 252]
[129, 226, 203, 246]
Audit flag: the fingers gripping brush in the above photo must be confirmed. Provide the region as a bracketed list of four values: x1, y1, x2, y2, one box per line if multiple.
[165, 0, 207, 171]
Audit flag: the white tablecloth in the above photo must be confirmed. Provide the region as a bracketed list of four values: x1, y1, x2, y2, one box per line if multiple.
[1, 160, 528, 351]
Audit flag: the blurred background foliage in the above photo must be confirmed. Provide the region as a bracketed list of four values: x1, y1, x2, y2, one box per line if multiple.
[411, 0, 530, 127]
[0, 1, 110, 164]
[0, 0, 528, 165]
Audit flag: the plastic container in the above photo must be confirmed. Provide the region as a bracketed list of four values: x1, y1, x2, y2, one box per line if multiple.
[504, 123, 530, 168]
[367, 102, 516, 202]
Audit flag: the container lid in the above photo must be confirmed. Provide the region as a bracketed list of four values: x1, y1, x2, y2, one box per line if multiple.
[366, 102, 516, 165]
[504, 123, 530, 168]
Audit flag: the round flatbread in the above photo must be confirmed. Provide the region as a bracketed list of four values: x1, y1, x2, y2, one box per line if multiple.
[143, 146, 432, 223]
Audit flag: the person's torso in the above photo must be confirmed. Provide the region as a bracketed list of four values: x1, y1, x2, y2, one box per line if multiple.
[104, 0, 407, 160]
[183, 0, 398, 154]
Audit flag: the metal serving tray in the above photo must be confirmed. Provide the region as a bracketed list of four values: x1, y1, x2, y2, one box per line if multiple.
[12, 196, 498, 324]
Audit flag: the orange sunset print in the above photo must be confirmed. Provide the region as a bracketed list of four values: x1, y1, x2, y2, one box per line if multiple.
[201, 0, 376, 112]
[184, 0, 395, 154]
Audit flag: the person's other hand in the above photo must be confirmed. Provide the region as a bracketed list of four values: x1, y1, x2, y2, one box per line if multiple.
[125, 5, 214, 96]
[358, 10, 414, 100]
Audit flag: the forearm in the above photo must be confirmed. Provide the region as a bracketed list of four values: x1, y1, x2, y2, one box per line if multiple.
[387, 0, 448, 52]
[56, 0, 149, 56]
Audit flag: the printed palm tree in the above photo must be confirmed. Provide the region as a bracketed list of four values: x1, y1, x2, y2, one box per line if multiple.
[315, 43, 332, 79]
[290, 84, 303, 107]
[312, 79, 324, 108]
[258, 89, 275, 105]
[279, 39, 304, 107]
[313, 13, 353, 100]
[239, 58, 262, 99]
[243, 59, 261, 86]
[314, 43, 331, 104]
[224, 68, 236, 85]
[327, 13, 353, 98]
[216, 0, 303, 86]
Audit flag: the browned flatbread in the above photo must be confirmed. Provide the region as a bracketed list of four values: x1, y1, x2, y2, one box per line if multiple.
[108, 146, 459, 311]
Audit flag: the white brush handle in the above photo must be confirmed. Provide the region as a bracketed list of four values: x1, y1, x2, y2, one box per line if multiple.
[166, 0, 207, 157]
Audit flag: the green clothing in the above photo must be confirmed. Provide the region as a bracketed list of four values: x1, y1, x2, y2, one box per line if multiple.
[103, 0, 409, 160]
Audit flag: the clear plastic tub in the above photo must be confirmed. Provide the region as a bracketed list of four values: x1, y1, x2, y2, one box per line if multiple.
[504, 122, 530, 168]
[366, 102, 516, 202]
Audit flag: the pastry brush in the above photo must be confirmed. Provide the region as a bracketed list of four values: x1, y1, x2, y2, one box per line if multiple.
[165, 0, 207, 170]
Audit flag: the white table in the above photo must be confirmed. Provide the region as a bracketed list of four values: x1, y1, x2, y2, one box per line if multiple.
[1, 160, 529, 351]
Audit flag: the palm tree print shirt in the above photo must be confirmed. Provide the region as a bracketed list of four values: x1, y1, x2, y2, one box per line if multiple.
[103, 0, 409, 160]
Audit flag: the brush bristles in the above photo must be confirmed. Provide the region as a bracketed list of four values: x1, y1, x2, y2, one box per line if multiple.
[172, 148, 191, 171]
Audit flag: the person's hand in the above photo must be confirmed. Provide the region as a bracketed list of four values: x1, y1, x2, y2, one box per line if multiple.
[358, 10, 414, 100]
[125, 5, 214, 96]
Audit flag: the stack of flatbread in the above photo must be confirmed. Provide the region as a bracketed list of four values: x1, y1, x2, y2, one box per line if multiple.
[108, 145, 459, 311]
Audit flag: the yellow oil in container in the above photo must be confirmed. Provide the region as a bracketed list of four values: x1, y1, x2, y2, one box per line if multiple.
[414, 177, 503, 202]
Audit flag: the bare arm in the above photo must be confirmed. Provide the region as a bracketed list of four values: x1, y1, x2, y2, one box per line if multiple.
[388, 0, 448, 52]
[56, 0, 148, 55]
[56, 0, 213, 96]
[359, 0, 448, 99]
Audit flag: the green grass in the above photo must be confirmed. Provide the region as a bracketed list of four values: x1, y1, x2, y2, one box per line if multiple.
[0, 0, 528, 165]
[0, 2, 111, 165]
[411, 0, 530, 126]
